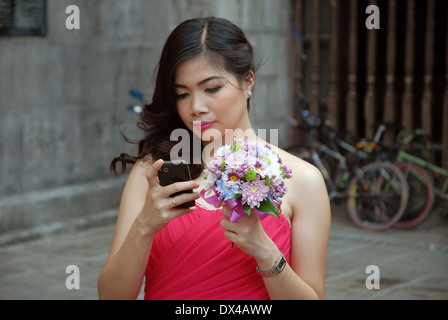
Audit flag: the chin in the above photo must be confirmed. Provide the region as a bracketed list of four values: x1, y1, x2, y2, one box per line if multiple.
[196, 127, 224, 141]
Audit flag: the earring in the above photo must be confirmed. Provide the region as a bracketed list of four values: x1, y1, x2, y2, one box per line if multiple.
[248, 91, 252, 97]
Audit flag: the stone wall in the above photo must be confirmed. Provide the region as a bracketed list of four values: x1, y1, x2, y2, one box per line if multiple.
[0, 0, 291, 242]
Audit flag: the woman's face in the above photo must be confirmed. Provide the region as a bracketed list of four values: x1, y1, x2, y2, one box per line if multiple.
[174, 56, 254, 145]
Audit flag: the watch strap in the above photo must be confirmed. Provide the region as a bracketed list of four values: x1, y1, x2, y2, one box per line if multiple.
[256, 251, 286, 277]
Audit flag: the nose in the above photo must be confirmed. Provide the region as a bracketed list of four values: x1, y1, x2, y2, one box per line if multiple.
[191, 94, 209, 115]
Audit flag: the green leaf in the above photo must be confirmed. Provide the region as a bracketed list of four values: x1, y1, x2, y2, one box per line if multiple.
[242, 203, 252, 216]
[264, 175, 271, 186]
[219, 158, 226, 171]
[258, 200, 280, 218]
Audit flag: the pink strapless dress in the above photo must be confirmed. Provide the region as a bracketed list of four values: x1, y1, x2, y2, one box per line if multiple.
[144, 204, 291, 300]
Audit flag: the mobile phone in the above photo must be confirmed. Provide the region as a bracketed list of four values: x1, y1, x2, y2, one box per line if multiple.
[157, 160, 196, 209]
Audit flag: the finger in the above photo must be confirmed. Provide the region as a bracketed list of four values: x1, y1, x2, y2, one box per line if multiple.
[220, 217, 239, 234]
[146, 159, 164, 186]
[168, 191, 200, 208]
[223, 230, 238, 245]
[247, 209, 260, 222]
[172, 205, 197, 219]
[163, 180, 199, 197]
[222, 206, 231, 218]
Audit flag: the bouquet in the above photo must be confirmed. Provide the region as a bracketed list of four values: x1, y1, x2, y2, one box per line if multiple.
[200, 138, 292, 222]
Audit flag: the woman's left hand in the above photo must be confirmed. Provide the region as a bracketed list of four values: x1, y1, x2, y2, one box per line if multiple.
[220, 206, 280, 270]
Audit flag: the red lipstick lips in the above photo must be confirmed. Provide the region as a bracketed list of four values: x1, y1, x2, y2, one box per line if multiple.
[194, 121, 215, 131]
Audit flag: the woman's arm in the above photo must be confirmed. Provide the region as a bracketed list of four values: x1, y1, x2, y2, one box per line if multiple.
[263, 162, 331, 299]
[220, 160, 331, 300]
[97, 160, 155, 300]
[97, 159, 200, 299]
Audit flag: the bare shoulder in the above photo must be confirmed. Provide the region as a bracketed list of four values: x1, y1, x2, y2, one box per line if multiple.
[132, 156, 153, 176]
[277, 148, 326, 193]
[276, 148, 330, 221]
[121, 156, 155, 212]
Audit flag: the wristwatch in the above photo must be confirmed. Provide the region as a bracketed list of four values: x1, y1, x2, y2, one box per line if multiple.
[256, 251, 286, 277]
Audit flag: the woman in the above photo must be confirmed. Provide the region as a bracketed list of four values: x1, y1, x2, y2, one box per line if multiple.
[98, 17, 330, 300]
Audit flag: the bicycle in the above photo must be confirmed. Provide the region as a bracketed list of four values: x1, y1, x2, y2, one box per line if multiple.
[392, 129, 448, 227]
[286, 98, 409, 231]
[351, 125, 435, 229]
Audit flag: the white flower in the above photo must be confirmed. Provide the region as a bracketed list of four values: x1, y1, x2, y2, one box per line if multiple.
[216, 144, 231, 157]
[203, 170, 218, 190]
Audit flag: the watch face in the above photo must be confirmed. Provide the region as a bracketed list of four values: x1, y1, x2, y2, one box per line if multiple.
[277, 257, 286, 271]
[257, 253, 286, 277]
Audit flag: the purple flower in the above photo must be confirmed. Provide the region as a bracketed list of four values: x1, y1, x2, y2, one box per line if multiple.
[241, 176, 270, 208]
[226, 149, 256, 171]
[202, 138, 293, 217]
[222, 170, 241, 187]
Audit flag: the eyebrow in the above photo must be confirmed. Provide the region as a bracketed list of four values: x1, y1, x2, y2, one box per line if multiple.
[174, 76, 225, 88]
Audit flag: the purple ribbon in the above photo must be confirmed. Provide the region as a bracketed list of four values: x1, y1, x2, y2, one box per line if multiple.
[200, 187, 280, 222]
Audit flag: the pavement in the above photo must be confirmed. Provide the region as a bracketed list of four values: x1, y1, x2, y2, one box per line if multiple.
[0, 203, 447, 300]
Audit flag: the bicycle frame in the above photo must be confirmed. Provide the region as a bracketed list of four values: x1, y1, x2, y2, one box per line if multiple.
[290, 99, 410, 228]
[293, 99, 404, 204]
[312, 144, 348, 201]
[396, 150, 448, 200]
[300, 123, 351, 199]
[307, 133, 379, 202]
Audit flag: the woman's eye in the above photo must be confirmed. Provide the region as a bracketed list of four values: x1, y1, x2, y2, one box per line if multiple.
[176, 92, 189, 100]
[206, 87, 221, 94]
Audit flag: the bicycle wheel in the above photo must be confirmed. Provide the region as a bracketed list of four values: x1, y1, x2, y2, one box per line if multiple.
[346, 161, 409, 231]
[394, 162, 435, 228]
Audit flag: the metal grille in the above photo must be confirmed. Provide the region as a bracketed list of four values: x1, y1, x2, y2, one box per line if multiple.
[290, 0, 448, 167]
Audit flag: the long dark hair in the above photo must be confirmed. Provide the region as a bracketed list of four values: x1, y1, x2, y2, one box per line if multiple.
[110, 17, 256, 178]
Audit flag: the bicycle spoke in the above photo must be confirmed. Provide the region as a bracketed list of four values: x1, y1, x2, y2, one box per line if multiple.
[346, 162, 409, 231]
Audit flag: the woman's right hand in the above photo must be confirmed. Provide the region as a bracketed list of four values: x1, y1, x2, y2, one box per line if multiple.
[137, 159, 200, 237]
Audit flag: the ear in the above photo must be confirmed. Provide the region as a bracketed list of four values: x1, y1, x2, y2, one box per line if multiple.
[244, 71, 255, 96]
